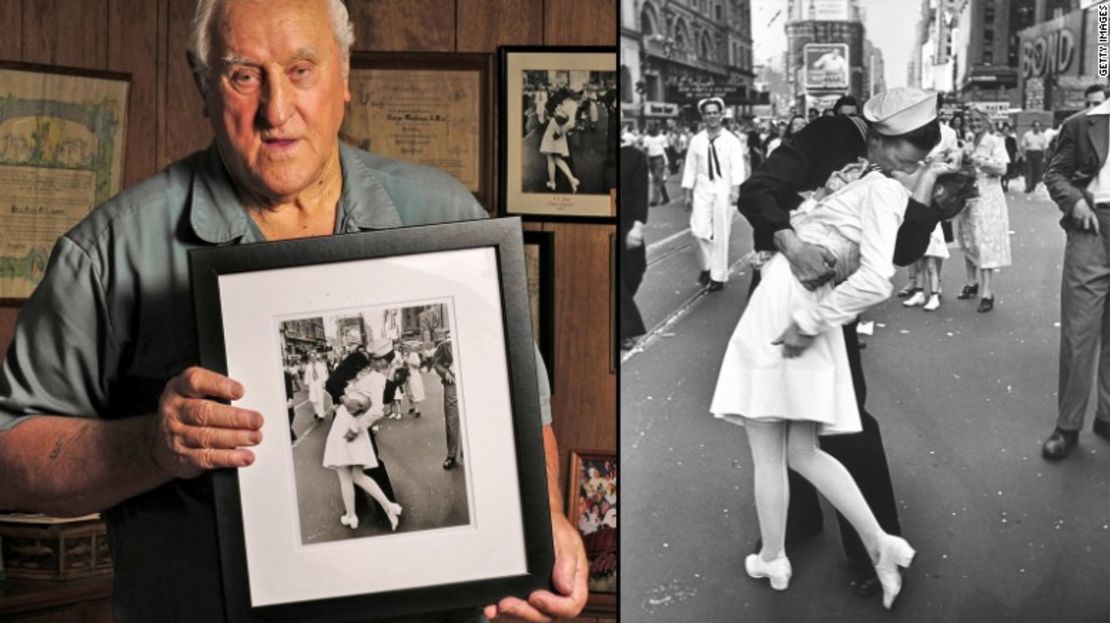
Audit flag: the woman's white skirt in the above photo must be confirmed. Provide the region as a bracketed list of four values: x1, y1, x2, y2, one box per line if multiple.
[322, 405, 379, 469]
[709, 254, 861, 435]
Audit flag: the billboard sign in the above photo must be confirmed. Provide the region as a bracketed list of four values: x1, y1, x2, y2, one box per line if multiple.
[804, 43, 850, 90]
[808, 0, 850, 20]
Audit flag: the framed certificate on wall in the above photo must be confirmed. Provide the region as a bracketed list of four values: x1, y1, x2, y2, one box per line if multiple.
[341, 52, 494, 212]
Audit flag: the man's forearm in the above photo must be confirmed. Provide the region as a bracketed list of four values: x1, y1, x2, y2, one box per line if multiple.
[542, 425, 564, 513]
[0, 415, 171, 516]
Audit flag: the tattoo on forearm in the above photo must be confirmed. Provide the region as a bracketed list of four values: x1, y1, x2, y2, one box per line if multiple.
[48, 437, 65, 461]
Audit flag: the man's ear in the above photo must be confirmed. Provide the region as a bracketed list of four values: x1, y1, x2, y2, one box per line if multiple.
[186, 51, 210, 118]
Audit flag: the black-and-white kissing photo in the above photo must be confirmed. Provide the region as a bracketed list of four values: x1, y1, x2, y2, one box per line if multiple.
[521, 68, 616, 195]
[277, 302, 470, 545]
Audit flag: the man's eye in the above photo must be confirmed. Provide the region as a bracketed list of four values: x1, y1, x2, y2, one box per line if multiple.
[231, 71, 259, 87]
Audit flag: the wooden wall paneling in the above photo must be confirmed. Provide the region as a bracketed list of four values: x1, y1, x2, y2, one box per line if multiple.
[0, 0, 21, 59]
[543, 0, 616, 46]
[0, 308, 17, 359]
[547, 223, 617, 492]
[21, 0, 109, 68]
[456, 0, 543, 52]
[162, 0, 211, 167]
[347, 0, 455, 52]
[108, 0, 160, 188]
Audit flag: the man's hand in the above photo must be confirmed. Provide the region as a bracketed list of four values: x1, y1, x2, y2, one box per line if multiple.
[625, 221, 644, 249]
[776, 230, 835, 290]
[151, 367, 262, 480]
[772, 322, 816, 358]
[1071, 198, 1101, 234]
[484, 511, 588, 622]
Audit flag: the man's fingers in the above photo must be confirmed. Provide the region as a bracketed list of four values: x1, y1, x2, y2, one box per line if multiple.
[171, 367, 244, 401]
[178, 424, 262, 450]
[527, 588, 585, 620]
[491, 596, 550, 623]
[193, 447, 255, 470]
[179, 400, 262, 430]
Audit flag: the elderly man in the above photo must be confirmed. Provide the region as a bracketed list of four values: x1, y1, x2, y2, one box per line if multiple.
[1041, 84, 1110, 460]
[0, 1, 587, 622]
[738, 87, 949, 599]
[681, 97, 747, 292]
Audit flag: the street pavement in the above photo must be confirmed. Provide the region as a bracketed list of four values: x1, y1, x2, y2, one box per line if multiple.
[621, 175, 1110, 622]
[288, 369, 470, 544]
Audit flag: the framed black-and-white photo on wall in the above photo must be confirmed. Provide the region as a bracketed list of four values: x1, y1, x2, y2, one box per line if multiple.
[523, 230, 555, 386]
[190, 218, 553, 622]
[498, 46, 617, 222]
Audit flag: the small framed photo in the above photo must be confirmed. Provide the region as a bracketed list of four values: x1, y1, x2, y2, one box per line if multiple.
[341, 52, 494, 212]
[566, 449, 617, 612]
[498, 46, 617, 222]
[190, 218, 553, 622]
[523, 231, 555, 386]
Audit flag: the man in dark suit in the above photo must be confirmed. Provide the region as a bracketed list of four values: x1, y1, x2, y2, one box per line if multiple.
[620, 131, 649, 350]
[1040, 85, 1110, 459]
[737, 87, 949, 596]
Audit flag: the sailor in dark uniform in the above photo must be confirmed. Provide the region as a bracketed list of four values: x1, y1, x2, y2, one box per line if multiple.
[737, 87, 952, 597]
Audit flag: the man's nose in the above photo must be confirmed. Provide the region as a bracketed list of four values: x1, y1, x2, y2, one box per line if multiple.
[259, 73, 295, 127]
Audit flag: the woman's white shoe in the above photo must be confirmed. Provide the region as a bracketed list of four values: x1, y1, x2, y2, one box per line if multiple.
[873, 534, 915, 609]
[902, 291, 927, 307]
[744, 553, 791, 590]
[387, 503, 403, 531]
[340, 513, 359, 530]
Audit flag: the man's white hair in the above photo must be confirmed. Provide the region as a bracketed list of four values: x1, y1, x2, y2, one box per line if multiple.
[187, 0, 355, 89]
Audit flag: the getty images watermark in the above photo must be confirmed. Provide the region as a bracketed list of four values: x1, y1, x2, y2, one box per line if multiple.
[1100, 3, 1109, 78]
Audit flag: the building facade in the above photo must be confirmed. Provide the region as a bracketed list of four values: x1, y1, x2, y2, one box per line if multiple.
[953, 0, 1036, 105]
[622, 0, 756, 129]
[1018, 0, 1108, 120]
[785, 10, 867, 111]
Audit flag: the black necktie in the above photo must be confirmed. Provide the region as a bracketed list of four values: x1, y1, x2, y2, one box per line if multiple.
[708, 136, 722, 181]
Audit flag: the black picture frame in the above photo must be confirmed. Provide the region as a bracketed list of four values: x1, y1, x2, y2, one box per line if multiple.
[523, 231, 555, 387]
[190, 218, 553, 622]
[497, 46, 618, 223]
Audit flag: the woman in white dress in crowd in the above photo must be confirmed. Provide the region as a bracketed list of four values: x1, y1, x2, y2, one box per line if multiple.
[323, 339, 403, 531]
[955, 105, 1011, 313]
[539, 90, 581, 193]
[404, 345, 425, 417]
[710, 147, 975, 608]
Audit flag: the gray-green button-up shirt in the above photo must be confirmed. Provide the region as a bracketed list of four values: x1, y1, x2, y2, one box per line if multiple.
[0, 142, 550, 622]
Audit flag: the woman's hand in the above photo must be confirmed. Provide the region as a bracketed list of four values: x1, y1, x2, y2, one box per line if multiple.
[772, 322, 816, 358]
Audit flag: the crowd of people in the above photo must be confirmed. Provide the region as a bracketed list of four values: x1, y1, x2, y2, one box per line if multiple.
[620, 80, 1110, 612]
[283, 335, 456, 519]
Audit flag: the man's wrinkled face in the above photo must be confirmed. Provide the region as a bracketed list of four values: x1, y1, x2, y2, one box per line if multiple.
[202, 0, 350, 201]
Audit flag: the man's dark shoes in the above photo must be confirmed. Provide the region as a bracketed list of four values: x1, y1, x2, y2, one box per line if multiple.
[956, 283, 979, 299]
[621, 337, 639, 351]
[707, 280, 724, 292]
[1042, 427, 1079, 460]
[443, 457, 457, 470]
[1094, 419, 1110, 441]
[697, 270, 710, 286]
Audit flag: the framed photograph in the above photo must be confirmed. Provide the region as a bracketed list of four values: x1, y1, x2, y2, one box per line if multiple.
[341, 52, 494, 212]
[190, 218, 553, 622]
[0, 62, 130, 304]
[523, 231, 555, 386]
[566, 449, 617, 614]
[498, 46, 617, 222]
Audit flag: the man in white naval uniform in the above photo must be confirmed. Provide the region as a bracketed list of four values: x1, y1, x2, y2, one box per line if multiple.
[681, 97, 748, 292]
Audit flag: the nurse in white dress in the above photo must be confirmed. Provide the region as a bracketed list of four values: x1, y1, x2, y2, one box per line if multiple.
[323, 338, 403, 531]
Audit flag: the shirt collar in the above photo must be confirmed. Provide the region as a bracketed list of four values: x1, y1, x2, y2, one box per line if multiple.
[1086, 99, 1110, 116]
[189, 142, 404, 244]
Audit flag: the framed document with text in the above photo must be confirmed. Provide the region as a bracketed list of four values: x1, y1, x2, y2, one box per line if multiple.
[341, 52, 494, 212]
[190, 218, 553, 622]
[0, 62, 130, 304]
[498, 47, 616, 222]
